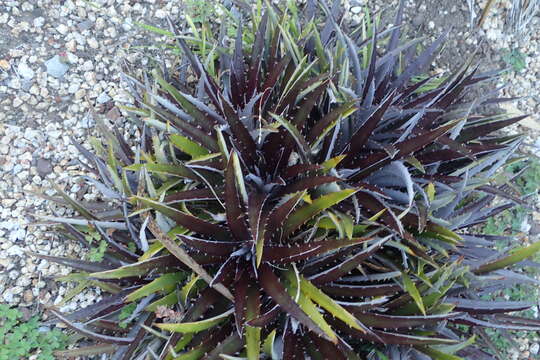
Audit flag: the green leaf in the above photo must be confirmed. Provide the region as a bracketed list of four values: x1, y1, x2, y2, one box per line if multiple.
[337, 211, 354, 239]
[475, 240, 540, 274]
[402, 272, 426, 316]
[230, 151, 248, 206]
[300, 276, 365, 332]
[262, 330, 277, 360]
[405, 156, 426, 174]
[245, 285, 262, 360]
[434, 335, 476, 355]
[145, 292, 178, 312]
[125, 163, 197, 181]
[91, 256, 173, 279]
[245, 325, 261, 360]
[283, 189, 357, 236]
[180, 274, 201, 305]
[125, 272, 187, 302]
[321, 155, 346, 171]
[156, 308, 233, 333]
[297, 292, 338, 343]
[427, 223, 462, 243]
[375, 350, 390, 360]
[169, 134, 210, 158]
[426, 182, 435, 202]
[135, 21, 174, 37]
[171, 333, 194, 354]
[415, 346, 464, 360]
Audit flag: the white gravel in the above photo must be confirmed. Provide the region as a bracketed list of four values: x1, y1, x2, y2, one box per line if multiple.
[0, 0, 180, 311]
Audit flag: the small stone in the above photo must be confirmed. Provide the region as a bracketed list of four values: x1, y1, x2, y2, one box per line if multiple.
[56, 24, 69, 35]
[36, 158, 53, 177]
[531, 343, 539, 355]
[0, 59, 10, 70]
[95, 17, 105, 30]
[17, 62, 34, 80]
[96, 91, 111, 104]
[83, 71, 96, 84]
[45, 55, 69, 78]
[428, 21, 435, 30]
[106, 26, 117, 38]
[2, 199, 16, 207]
[13, 98, 23, 107]
[155, 9, 167, 18]
[75, 89, 86, 100]
[66, 39, 77, 52]
[350, 6, 362, 14]
[23, 289, 33, 303]
[77, 19, 93, 31]
[29, 84, 39, 95]
[81, 60, 93, 71]
[87, 37, 99, 49]
[33, 16, 45, 28]
[68, 83, 80, 93]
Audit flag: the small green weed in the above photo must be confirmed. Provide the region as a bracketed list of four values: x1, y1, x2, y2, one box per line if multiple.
[118, 302, 137, 329]
[485, 159, 540, 236]
[184, 0, 216, 23]
[82, 228, 108, 262]
[484, 159, 540, 356]
[87, 239, 107, 262]
[502, 48, 527, 72]
[0, 305, 68, 360]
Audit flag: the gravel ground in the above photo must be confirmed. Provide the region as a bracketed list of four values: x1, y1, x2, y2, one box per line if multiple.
[0, 0, 539, 358]
[0, 0, 179, 312]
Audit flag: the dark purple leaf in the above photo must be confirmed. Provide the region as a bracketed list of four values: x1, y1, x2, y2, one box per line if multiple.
[220, 95, 258, 169]
[30, 252, 113, 273]
[50, 309, 136, 345]
[282, 164, 322, 179]
[224, 153, 250, 242]
[277, 175, 341, 196]
[164, 188, 219, 203]
[320, 283, 402, 297]
[352, 312, 462, 329]
[350, 120, 459, 180]
[446, 298, 533, 314]
[247, 13, 268, 97]
[458, 115, 528, 142]
[263, 236, 371, 264]
[309, 237, 391, 284]
[179, 235, 241, 257]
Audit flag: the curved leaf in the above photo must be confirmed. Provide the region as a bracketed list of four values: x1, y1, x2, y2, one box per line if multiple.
[300, 276, 365, 332]
[134, 196, 230, 240]
[283, 189, 358, 236]
[474, 240, 540, 274]
[258, 263, 335, 343]
[156, 308, 234, 333]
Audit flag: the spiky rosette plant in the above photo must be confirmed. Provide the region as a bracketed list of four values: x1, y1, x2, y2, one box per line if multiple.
[36, 1, 540, 359]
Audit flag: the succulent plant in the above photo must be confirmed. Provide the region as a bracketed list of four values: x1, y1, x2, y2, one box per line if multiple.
[37, 1, 540, 359]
